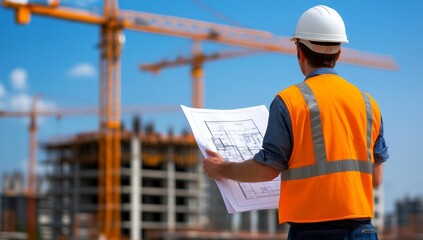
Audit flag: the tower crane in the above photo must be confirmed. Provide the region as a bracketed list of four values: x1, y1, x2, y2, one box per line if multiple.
[2, 1, 398, 239]
[141, 41, 258, 108]
[0, 96, 180, 240]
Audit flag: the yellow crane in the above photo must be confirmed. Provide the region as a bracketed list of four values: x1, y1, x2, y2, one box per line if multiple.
[2, 1, 398, 239]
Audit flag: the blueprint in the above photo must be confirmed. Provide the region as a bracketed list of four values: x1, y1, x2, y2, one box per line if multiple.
[181, 105, 280, 213]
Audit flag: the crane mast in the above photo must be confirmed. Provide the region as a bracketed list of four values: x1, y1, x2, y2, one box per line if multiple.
[98, 0, 122, 238]
[26, 97, 38, 240]
[192, 41, 204, 108]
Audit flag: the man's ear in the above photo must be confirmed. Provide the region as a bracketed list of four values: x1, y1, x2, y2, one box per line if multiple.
[298, 47, 307, 64]
[336, 49, 341, 61]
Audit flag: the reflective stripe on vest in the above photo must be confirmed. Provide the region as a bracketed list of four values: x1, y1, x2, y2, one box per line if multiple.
[281, 82, 373, 181]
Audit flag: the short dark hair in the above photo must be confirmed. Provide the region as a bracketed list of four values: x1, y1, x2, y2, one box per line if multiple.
[297, 41, 340, 68]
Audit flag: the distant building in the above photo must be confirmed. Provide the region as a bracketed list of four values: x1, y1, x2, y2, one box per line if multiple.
[2, 172, 25, 195]
[383, 196, 423, 239]
[1, 172, 26, 233]
[0, 172, 51, 239]
[0, 194, 28, 233]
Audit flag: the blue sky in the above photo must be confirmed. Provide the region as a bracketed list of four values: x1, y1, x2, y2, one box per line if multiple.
[0, 0, 421, 213]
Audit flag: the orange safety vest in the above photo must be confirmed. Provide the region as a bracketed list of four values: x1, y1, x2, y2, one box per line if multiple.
[277, 74, 381, 224]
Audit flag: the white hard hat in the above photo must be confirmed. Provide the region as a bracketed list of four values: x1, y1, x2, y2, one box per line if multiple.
[292, 5, 348, 53]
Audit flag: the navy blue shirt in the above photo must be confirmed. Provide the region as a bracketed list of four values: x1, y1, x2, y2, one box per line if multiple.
[253, 68, 389, 171]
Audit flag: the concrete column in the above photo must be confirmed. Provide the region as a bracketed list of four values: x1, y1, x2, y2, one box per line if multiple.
[196, 150, 208, 227]
[72, 162, 80, 240]
[267, 209, 276, 233]
[53, 157, 63, 239]
[373, 184, 385, 232]
[167, 146, 175, 233]
[130, 134, 141, 240]
[250, 210, 258, 233]
[232, 213, 241, 232]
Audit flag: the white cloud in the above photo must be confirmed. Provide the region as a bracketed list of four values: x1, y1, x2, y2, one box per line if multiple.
[37, 99, 56, 112]
[9, 94, 56, 112]
[10, 93, 32, 111]
[0, 83, 6, 98]
[67, 62, 96, 78]
[10, 68, 28, 91]
[62, 0, 99, 8]
[6, 0, 28, 4]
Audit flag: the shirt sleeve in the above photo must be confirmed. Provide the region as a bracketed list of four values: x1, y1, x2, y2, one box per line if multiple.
[253, 96, 293, 172]
[373, 117, 389, 163]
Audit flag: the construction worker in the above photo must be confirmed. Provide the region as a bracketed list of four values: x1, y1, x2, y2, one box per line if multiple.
[203, 5, 389, 240]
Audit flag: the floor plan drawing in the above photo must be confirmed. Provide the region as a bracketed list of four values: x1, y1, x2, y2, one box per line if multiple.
[239, 181, 280, 199]
[205, 120, 280, 200]
[205, 120, 262, 162]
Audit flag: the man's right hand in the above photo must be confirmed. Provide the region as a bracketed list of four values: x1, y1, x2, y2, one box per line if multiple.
[203, 149, 226, 180]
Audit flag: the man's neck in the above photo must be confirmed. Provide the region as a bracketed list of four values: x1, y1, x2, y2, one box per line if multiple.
[304, 64, 317, 76]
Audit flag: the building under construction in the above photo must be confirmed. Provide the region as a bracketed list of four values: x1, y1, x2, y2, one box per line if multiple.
[39, 118, 205, 239]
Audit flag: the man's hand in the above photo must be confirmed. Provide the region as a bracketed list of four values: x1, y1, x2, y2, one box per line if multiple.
[203, 149, 226, 180]
[203, 148, 280, 182]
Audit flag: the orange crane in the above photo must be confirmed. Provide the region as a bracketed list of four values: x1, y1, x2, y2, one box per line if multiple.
[141, 41, 258, 108]
[2, 1, 398, 239]
[0, 96, 180, 240]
